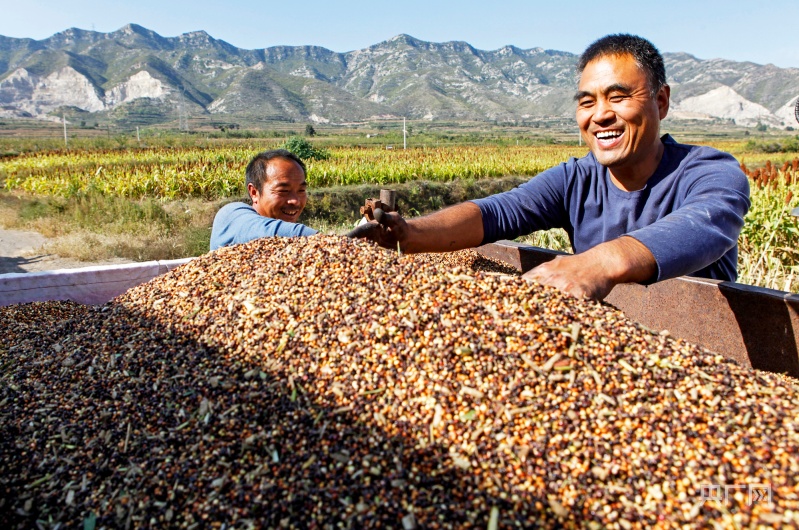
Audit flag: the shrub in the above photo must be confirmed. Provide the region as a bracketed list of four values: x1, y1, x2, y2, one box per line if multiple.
[744, 136, 799, 153]
[280, 136, 329, 161]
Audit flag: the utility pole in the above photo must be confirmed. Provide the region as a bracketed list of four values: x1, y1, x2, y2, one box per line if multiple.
[403, 117, 407, 150]
[137, 126, 140, 143]
[62, 113, 68, 148]
[178, 90, 189, 133]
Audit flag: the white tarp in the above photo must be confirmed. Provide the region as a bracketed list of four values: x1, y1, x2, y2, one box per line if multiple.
[0, 258, 193, 307]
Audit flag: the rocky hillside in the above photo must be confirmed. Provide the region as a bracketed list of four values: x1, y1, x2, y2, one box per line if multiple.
[0, 24, 797, 128]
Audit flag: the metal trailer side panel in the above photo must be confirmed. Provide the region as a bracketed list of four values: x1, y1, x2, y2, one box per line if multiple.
[0, 258, 193, 307]
[478, 240, 799, 378]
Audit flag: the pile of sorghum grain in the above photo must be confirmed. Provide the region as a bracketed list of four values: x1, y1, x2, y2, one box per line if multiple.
[1, 235, 798, 529]
[0, 300, 88, 348]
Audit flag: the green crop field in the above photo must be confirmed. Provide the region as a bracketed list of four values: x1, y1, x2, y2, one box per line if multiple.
[1, 134, 798, 292]
[0, 143, 590, 199]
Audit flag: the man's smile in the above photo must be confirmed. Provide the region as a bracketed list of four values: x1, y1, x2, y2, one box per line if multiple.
[596, 130, 623, 139]
[594, 129, 624, 148]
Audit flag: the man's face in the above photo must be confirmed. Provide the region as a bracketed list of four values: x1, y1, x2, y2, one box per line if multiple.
[248, 157, 308, 223]
[575, 53, 670, 183]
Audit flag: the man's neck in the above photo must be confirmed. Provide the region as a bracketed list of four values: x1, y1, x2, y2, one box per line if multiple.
[608, 140, 665, 192]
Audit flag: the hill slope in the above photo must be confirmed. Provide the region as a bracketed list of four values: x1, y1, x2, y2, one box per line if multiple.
[1, 24, 797, 128]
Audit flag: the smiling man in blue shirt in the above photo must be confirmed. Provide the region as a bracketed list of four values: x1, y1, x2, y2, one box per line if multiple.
[211, 149, 317, 251]
[348, 34, 750, 300]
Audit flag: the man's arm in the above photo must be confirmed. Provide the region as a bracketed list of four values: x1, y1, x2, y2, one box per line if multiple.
[350, 162, 573, 253]
[347, 202, 484, 254]
[350, 201, 651, 300]
[627, 152, 750, 282]
[524, 236, 656, 300]
[352, 201, 652, 299]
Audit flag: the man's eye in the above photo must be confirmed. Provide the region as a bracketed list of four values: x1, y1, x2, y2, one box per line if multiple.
[609, 95, 626, 103]
[579, 99, 594, 108]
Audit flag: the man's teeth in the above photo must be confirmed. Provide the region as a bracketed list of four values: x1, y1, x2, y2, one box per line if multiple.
[596, 131, 622, 139]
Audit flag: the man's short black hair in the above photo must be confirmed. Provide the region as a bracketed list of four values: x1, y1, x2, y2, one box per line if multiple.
[578, 34, 667, 95]
[245, 149, 307, 202]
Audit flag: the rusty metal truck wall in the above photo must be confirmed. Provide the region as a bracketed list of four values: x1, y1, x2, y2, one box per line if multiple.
[478, 240, 799, 378]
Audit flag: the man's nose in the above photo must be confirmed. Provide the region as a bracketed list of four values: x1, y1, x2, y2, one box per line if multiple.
[592, 98, 615, 123]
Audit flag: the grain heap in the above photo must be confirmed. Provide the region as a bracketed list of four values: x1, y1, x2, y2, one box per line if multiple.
[0, 300, 87, 348]
[1, 235, 798, 529]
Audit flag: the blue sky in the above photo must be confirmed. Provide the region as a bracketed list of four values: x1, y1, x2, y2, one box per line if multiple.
[1, 0, 798, 68]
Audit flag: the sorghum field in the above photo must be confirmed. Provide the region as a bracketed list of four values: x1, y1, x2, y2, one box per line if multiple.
[1, 136, 798, 291]
[0, 143, 588, 197]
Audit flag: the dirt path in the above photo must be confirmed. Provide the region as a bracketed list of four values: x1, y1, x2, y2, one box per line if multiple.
[0, 228, 133, 274]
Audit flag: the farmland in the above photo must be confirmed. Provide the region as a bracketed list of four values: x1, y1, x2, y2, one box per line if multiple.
[1, 133, 799, 291]
[0, 143, 590, 198]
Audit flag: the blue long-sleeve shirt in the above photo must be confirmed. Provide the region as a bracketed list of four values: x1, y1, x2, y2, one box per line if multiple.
[473, 135, 750, 282]
[210, 202, 318, 251]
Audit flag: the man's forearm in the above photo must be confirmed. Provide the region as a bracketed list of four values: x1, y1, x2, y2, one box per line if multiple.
[404, 202, 484, 253]
[524, 236, 657, 300]
[594, 236, 658, 286]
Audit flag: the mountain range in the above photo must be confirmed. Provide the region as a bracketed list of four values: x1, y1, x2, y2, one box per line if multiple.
[0, 24, 797, 128]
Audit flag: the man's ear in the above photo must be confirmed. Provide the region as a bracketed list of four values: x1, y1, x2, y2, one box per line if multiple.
[247, 182, 259, 202]
[657, 84, 670, 120]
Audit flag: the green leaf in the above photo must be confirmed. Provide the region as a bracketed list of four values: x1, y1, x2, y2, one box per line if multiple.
[460, 409, 477, 422]
[84, 512, 97, 530]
